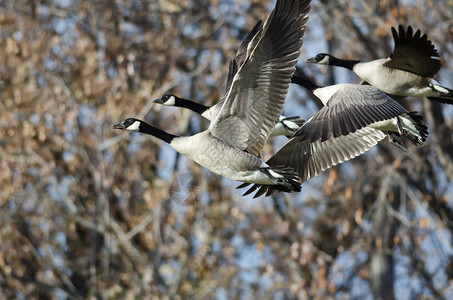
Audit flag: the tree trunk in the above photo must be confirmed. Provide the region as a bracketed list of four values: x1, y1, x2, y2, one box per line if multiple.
[370, 180, 400, 300]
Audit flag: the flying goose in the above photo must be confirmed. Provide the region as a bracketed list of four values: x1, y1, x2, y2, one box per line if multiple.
[291, 75, 429, 151]
[114, 0, 311, 197]
[292, 76, 428, 151]
[239, 76, 428, 196]
[306, 25, 453, 104]
[153, 94, 305, 137]
[153, 20, 305, 137]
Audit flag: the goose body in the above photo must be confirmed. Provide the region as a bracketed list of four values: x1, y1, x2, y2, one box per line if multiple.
[114, 0, 312, 197]
[114, 119, 297, 185]
[306, 25, 453, 104]
[352, 59, 443, 98]
[169, 132, 273, 184]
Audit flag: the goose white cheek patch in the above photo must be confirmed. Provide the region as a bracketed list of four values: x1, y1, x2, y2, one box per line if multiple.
[319, 56, 330, 64]
[127, 121, 141, 131]
[164, 96, 176, 106]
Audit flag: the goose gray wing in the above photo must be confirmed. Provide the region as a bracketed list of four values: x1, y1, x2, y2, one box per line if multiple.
[267, 84, 409, 182]
[209, 0, 311, 157]
[303, 85, 407, 142]
[268, 126, 386, 183]
[234, 20, 263, 66]
[221, 21, 264, 102]
[210, 21, 265, 120]
[385, 25, 441, 78]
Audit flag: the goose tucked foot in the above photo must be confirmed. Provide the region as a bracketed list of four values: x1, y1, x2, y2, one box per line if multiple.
[386, 132, 408, 152]
[236, 166, 301, 198]
[239, 183, 300, 198]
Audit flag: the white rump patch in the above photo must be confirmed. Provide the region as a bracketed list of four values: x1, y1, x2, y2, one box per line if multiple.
[400, 117, 418, 136]
[260, 162, 270, 168]
[268, 169, 283, 179]
[369, 118, 397, 132]
[314, 85, 342, 104]
[431, 81, 450, 94]
[282, 119, 301, 130]
[270, 122, 287, 137]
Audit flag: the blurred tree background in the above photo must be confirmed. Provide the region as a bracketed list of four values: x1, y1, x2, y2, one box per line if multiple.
[1, 0, 452, 299]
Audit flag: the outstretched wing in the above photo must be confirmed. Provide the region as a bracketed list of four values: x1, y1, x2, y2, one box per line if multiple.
[298, 85, 407, 142]
[385, 25, 441, 78]
[209, 0, 311, 157]
[267, 85, 409, 183]
[219, 20, 264, 104]
[269, 126, 386, 183]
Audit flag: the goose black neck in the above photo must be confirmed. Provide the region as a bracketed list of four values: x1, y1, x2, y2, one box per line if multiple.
[175, 97, 210, 115]
[139, 122, 177, 144]
[291, 75, 321, 93]
[329, 56, 360, 70]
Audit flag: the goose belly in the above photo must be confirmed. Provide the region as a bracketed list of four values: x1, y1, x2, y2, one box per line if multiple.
[353, 60, 431, 96]
[170, 133, 274, 184]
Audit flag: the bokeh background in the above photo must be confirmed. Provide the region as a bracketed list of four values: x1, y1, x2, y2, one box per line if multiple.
[1, 0, 453, 299]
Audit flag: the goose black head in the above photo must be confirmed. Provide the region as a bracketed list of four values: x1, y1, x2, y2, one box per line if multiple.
[113, 118, 141, 131]
[306, 53, 332, 65]
[153, 94, 177, 106]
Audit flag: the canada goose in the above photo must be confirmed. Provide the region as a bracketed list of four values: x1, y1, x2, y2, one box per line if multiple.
[153, 94, 305, 137]
[306, 25, 453, 104]
[239, 77, 429, 196]
[114, 0, 311, 197]
[153, 20, 305, 137]
[291, 76, 428, 151]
